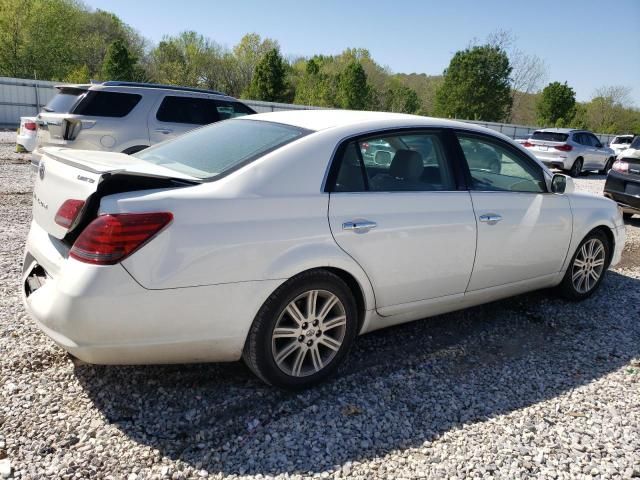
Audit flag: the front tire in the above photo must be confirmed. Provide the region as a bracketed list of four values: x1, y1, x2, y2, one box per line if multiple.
[556, 230, 611, 301]
[569, 158, 583, 177]
[243, 270, 358, 389]
[600, 157, 614, 175]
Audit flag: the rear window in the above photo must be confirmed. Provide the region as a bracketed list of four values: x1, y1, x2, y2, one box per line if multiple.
[156, 96, 220, 125]
[531, 131, 569, 142]
[135, 119, 309, 180]
[42, 88, 86, 113]
[613, 136, 633, 144]
[73, 91, 141, 117]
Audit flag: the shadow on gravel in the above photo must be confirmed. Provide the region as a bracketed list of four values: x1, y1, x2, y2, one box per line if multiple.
[74, 270, 640, 476]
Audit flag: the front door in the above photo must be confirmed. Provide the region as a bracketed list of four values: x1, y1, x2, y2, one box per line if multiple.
[455, 131, 573, 291]
[327, 130, 477, 312]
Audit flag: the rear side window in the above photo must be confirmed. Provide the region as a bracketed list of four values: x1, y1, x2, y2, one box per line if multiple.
[135, 119, 308, 180]
[331, 131, 455, 192]
[43, 88, 85, 113]
[531, 131, 569, 142]
[73, 91, 141, 117]
[156, 96, 219, 125]
[215, 100, 255, 120]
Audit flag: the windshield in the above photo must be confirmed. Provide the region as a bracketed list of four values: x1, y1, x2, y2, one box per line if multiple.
[43, 88, 86, 113]
[135, 119, 309, 180]
[531, 131, 569, 142]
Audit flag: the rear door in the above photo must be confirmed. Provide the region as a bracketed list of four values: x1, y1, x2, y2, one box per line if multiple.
[455, 131, 572, 291]
[148, 94, 220, 144]
[586, 133, 608, 169]
[327, 129, 476, 314]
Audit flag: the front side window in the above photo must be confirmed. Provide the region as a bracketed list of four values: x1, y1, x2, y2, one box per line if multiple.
[457, 133, 545, 193]
[332, 131, 455, 192]
[135, 119, 308, 180]
[156, 96, 220, 125]
[215, 100, 255, 120]
[73, 91, 142, 117]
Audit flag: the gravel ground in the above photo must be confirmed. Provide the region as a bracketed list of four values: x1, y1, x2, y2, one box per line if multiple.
[1, 132, 639, 479]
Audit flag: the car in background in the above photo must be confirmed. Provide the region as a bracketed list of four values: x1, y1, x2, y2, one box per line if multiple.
[22, 110, 625, 389]
[522, 128, 616, 177]
[32, 81, 255, 164]
[604, 154, 640, 220]
[615, 135, 640, 160]
[609, 134, 634, 156]
[16, 116, 37, 152]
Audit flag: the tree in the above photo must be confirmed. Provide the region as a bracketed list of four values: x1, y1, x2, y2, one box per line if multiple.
[101, 39, 136, 80]
[384, 81, 420, 113]
[63, 64, 90, 83]
[585, 86, 634, 133]
[244, 48, 288, 102]
[233, 33, 279, 97]
[434, 45, 512, 121]
[337, 61, 370, 110]
[536, 81, 576, 127]
[486, 30, 548, 121]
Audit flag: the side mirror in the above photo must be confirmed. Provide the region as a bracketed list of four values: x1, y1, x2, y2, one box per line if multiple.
[551, 173, 574, 194]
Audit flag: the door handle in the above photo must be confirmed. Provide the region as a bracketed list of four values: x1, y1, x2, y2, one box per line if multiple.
[155, 128, 173, 134]
[479, 214, 503, 225]
[343, 220, 377, 232]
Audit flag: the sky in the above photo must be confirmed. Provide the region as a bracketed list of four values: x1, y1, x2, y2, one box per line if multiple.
[84, 0, 640, 105]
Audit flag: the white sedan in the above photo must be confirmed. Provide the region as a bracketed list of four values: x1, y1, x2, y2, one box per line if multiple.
[23, 111, 626, 389]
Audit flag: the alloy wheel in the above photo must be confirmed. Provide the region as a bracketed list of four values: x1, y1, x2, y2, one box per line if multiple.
[271, 289, 347, 377]
[571, 238, 606, 294]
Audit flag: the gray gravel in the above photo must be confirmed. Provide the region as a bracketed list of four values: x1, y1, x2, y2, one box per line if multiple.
[1, 132, 639, 479]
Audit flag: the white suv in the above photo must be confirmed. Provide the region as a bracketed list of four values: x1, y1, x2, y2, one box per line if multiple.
[33, 81, 255, 163]
[522, 128, 616, 177]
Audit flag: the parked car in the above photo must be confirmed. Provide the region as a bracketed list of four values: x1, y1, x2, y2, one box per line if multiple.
[522, 128, 616, 177]
[32, 81, 255, 164]
[604, 154, 640, 220]
[22, 111, 625, 389]
[16, 116, 37, 152]
[616, 135, 640, 160]
[609, 134, 634, 156]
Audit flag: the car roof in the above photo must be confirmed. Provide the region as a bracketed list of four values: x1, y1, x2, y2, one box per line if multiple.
[243, 109, 495, 133]
[534, 128, 579, 134]
[55, 81, 238, 101]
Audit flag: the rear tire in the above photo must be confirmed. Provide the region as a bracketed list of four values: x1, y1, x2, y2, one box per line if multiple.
[569, 158, 583, 177]
[556, 230, 611, 301]
[243, 270, 358, 390]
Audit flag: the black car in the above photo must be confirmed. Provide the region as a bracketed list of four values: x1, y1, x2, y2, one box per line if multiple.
[604, 136, 640, 220]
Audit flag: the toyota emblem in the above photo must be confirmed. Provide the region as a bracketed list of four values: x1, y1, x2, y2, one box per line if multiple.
[38, 161, 45, 180]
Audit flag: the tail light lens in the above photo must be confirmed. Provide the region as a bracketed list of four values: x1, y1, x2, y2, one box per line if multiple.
[554, 144, 573, 152]
[70, 212, 173, 265]
[612, 160, 629, 174]
[24, 121, 37, 131]
[54, 199, 85, 229]
[522, 141, 534, 148]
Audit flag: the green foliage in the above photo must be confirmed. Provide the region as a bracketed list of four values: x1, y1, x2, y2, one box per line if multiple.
[384, 80, 420, 113]
[434, 45, 512, 122]
[244, 48, 288, 102]
[63, 64, 90, 83]
[336, 61, 370, 110]
[536, 81, 576, 127]
[101, 39, 136, 81]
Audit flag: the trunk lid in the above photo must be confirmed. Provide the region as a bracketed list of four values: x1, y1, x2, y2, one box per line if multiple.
[33, 148, 199, 240]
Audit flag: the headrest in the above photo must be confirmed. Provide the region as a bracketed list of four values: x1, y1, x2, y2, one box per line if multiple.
[389, 150, 423, 180]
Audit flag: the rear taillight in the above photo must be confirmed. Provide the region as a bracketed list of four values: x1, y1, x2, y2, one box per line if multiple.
[24, 121, 37, 131]
[554, 144, 573, 152]
[54, 200, 85, 229]
[522, 141, 534, 148]
[612, 160, 629, 174]
[70, 212, 173, 265]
